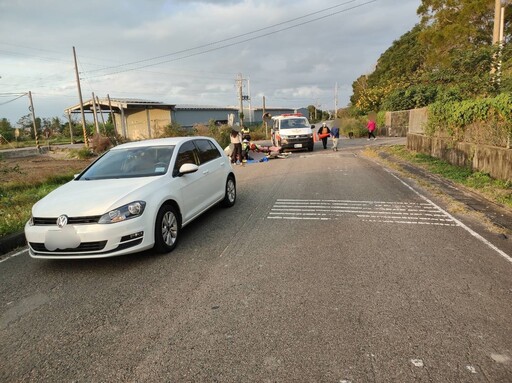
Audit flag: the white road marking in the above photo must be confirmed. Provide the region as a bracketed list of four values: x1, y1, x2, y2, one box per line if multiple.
[385, 170, 512, 263]
[0, 248, 28, 264]
[465, 365, 477, 374]
[410, 359, 424, 367]
[267, 199, 457, 226]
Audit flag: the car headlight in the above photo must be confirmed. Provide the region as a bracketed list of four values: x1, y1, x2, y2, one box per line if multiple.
[28, 216, 34, 226]
[98, 201, 146, 224]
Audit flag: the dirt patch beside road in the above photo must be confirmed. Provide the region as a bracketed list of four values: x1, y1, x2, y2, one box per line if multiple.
[1, 151, 94, 185]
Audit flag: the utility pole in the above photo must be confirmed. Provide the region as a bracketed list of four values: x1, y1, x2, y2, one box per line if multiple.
[236, 73, 244, 127]
[493, 0, 502, 45]
[107, 94, 118, 137]
[66, 110, 74, 144]
[334, 82, 338, 120]
[235, 73, 252, 126]
[73, 46, 88, 147]
[28, 91, 39, 151]
[247, 77, 252, 124]
[96, 95, 106, 133]
[491, 1, 508, 79]
[91, 92, 100, 134]
[262, 95, 267, 139]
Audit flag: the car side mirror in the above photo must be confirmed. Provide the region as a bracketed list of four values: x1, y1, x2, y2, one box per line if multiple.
[178, 163, 199, 176]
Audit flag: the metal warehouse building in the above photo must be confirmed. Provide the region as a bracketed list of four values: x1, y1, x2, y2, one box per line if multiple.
[65, 98, 304, 140]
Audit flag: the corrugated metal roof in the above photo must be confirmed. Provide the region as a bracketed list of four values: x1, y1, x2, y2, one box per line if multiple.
[175, 104, 238, 110]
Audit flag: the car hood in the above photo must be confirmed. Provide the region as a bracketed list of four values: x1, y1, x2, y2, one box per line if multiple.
[31, 177, 161, 217]
[281, 128, 310, 135]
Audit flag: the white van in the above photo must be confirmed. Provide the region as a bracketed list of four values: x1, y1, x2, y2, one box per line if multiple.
[271, 113, 314, 152]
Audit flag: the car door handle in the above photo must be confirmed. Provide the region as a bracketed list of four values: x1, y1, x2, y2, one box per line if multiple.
[203, 170, 209, 175]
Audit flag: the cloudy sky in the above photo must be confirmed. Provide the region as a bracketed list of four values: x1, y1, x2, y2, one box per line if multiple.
[0, 0, 421, 125]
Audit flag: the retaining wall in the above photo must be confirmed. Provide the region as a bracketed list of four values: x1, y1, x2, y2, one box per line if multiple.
[407, 133, 512, 182]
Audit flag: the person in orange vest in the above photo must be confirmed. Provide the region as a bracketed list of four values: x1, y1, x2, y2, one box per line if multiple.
[317, 122, 331, 149]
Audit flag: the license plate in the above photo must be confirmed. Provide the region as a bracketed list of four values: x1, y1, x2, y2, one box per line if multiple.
[294, 144, 303, 148]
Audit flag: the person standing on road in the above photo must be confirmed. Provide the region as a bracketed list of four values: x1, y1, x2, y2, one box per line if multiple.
[330, 124, 340, 151]
[367, 118, 377, 140]
[230, 129, 243, 164]
[317, 122, 331, 149]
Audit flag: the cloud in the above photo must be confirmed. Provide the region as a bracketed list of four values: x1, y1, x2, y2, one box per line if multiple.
[0, 0, 421, 123]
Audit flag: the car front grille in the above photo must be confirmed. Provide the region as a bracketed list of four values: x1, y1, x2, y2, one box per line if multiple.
[29, 241, 108, 252]
[33, 216, 102, 225]
[287, 135, 310, 140]
[28, 233, 144, 257]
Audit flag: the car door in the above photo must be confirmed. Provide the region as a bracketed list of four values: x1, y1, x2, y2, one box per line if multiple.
[193, 138, 226, 207]
[171, 140, 205, 224]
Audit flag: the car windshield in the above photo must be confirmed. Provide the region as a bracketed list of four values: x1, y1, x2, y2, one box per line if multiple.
[281, 118, 309, 129]
[78, 146, 175, 180]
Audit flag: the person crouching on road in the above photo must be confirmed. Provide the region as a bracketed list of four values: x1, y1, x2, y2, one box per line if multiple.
[241, 139, 251, 163]
[318, 122, 331, 149]
[230, 129, 243, 165]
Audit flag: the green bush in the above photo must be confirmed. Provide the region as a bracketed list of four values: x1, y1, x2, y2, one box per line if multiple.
[69, 147, 96, 160]
[337, 117, 366, 138]
[426, 93, 512, 146]
[161, 122, 190, 137]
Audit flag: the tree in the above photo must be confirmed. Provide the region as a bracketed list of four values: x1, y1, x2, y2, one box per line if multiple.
[417, 0, 496, 68]
[349, 0, 512, 113]
[16, 114, 41, 139]
[0, 118, 14, 141]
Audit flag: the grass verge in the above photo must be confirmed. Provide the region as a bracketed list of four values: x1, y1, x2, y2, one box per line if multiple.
[372, 145, 512, 208]
[0, 173, 75, 237]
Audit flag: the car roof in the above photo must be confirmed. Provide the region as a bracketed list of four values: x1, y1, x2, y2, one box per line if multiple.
[271, 113, 307, 121]
[112, 136, 212, 150]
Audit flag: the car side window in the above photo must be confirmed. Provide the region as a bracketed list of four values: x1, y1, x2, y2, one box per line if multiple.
[173, 141, 199, 177]
[194, 139, 221, 164]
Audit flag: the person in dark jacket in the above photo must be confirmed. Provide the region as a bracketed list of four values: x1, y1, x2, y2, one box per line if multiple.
[330, 124, 340, 151]
[317, 122, 331, 149]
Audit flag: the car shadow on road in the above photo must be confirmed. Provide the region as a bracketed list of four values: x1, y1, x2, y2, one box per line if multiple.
[33, 202, 236, 274]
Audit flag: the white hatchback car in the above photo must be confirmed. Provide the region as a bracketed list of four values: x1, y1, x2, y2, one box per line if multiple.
[25, 137, 236, 259]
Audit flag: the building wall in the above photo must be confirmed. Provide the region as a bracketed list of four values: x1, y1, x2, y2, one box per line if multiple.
[173, 109, 237, 128]
[114, 108, 171, 140]
[148, 109, 172, 137]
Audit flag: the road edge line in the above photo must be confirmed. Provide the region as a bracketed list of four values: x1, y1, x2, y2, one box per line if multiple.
[385, 169, 511, 264]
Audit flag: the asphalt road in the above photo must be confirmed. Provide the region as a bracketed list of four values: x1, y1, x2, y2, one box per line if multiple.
[1, 137, 511, 382]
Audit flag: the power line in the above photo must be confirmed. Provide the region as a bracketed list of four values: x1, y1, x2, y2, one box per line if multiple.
[0, 93, 27, 106]
[82, 0, 377, 79]
[84, 0, 363, 75]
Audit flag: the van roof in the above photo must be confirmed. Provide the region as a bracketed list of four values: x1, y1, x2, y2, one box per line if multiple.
[271, 113, 306, 120]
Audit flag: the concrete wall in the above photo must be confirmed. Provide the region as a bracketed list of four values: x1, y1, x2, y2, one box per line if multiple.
[407, 133, 512, 182]
[1, 146, 49, 158]
[409, 107, 428, 134]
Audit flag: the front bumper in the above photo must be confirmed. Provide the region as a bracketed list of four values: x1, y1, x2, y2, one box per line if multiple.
[280, 135, 313, 149]
[25, 218, 153, 259]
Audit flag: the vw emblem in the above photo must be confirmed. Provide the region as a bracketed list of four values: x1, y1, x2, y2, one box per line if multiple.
[57, 215, 68, 228]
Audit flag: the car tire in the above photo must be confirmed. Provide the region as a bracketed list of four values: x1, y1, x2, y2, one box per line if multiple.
[308, 142, 314, 152]
[154, 204, 179, 253]
[221, 175, 236, 207]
